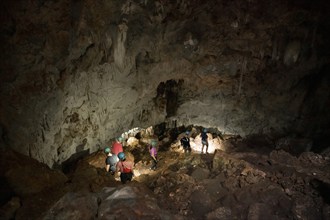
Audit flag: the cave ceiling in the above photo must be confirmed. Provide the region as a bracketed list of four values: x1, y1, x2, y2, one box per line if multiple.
[0, 0, 329, 166]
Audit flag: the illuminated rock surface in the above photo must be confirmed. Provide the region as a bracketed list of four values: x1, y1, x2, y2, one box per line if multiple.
[0, 0, 330, 219]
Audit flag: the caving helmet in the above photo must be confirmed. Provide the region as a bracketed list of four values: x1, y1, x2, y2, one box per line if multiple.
[151, 140, 158, 147]
[104, 147, 111, 154]
[185, 131, 190, 135]
[118, 152, 126, 161]
[203, 128, 207, 133]
[117, 136, 123, 142]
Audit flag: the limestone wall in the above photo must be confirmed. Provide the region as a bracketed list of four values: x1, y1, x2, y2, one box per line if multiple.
[0, 0, 329, 166]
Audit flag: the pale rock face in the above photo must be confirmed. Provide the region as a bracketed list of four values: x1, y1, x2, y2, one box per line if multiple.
[0, 0, 329, 167]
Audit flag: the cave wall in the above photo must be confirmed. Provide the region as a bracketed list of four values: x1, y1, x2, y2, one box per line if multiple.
[0, 0, 329, 167]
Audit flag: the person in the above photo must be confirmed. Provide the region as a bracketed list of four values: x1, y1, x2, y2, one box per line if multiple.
[180, 131, 192, 154]
[149, 140, 158, 170]
[112, 136, 124, 156]
[201, 128, 209, 154]
[104, 147, 118, 175]
[116, 152, 134, 184]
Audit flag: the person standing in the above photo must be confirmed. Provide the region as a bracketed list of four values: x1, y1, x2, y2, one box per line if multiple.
[201, 128, 209, 154]
[149, 140, 158, 170]
[104, 147, 119, 175]
[112, 136, 124, 156]
[116, 152, 134, 184]
[180, 131, 192, 154]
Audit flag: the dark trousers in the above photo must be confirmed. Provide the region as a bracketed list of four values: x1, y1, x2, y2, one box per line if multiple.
[120, 172, 133, 184]
[183, 145, 191, 153]
[151, 157, 158, 170]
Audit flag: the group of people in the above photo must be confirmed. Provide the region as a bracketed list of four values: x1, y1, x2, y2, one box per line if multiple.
[180, 128, 209, 154]
[104, 136, 158, 184]
[104, 128, 209, 184]
[104, 137, 134, 184]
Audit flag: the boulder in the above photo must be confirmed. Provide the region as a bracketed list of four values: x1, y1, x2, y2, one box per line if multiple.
[2, 149, 68, 197]
[98, 185, 173, 219]
[5, 166, 68, 197]
[42, 192, 98, 220]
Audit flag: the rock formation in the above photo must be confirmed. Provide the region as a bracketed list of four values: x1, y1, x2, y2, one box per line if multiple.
[0, 0, 330, 218]
[1, 0, 329, 167]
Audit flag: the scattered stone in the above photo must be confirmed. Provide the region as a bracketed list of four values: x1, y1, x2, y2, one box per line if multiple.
[191, 166, 210, 180]
[206, 206, 232, 220]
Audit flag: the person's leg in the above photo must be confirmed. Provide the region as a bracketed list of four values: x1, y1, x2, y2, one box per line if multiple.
[152, 157, 157, 169]
[150, 157, 157, 170]
[205, 141, 209, 154]
[120, 173, 127, 184]
[127, 172, 133, 181]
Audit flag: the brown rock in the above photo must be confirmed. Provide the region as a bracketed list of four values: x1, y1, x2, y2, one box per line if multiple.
[0, 197, 21, 220]
[42, 192, 98, 220]
[5, 166, 68, 197]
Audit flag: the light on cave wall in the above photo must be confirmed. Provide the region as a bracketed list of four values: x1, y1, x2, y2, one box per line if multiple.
[115, 128, 224, 180]
[122, 127, 224, 155]
[121, 127, 142, 139]
[191, 134, 223, 154]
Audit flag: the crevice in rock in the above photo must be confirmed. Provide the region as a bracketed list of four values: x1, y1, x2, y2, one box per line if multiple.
[310, 178, 330, 204]
[154, 79, 183, 118]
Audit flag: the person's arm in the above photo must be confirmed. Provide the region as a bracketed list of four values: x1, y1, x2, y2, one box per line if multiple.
[116, 162, 121, 173]
[106, 164, 110, 172]
[150, 148, 156, 160]
[151, 148, 158, 162]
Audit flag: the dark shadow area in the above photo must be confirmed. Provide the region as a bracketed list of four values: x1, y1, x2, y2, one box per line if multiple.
[53, 149, 90, 174]
[311, 178, 330, 204]
[0, 177, 14, 206]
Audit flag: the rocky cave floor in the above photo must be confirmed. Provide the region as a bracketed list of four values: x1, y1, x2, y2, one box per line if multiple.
[1, 131, 330, 220]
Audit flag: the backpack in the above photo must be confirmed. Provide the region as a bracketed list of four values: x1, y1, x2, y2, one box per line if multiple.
[121, 162, 132, 173]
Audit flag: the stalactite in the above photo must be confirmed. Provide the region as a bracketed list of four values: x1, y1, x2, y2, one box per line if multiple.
[238, 58, 247, 96]
[114, 21, 128, 71]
